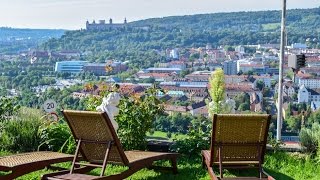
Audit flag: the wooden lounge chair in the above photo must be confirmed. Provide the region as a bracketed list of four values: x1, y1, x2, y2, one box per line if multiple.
[42, 110, 178, 179]
[0, 151, 74, 180]
[201, 114, 273, 180]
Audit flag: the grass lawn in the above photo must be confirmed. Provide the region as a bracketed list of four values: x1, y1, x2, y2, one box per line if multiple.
[1, 151, 320, 179]
[146, 131, 187, 141]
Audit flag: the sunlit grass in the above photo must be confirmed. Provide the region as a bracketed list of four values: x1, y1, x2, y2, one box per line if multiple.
[2, 152, 320, 179]
[146, 131, 187, 141]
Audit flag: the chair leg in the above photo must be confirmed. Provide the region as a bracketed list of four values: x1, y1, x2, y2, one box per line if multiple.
[202, 155, 206, 169]
[257, 145, 263, 178]
[171, 157, 178, 174]
[218, 146, 223, 178]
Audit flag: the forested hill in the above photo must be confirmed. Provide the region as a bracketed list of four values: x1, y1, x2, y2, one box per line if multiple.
[41, 8, 320, 68]
[0, 28, 64, 41]
[0, 28, 64, 53]
[132, 8, 320, 32]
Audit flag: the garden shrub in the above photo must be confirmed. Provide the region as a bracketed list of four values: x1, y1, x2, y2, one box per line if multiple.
[84, 85, 164, 150]
[0, 108, 43, 152]
[300, 122, 320, 155]
[170, 117, 211, 157]
[116, 87, 163, 150]
[0, 96, 20, 121]
[39, 122, 75, 154]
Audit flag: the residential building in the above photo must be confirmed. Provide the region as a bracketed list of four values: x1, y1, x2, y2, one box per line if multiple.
[308, 89, 320, 102]
[291, 43, 307, 49]
[298, 85, 309, 103]
[82, 63, 107, 75]
[239, 64, 265, 74]
[296, 74, 320, 89]
[169, 61, 186, 70]
[252, 75, 271, 88]
[279, 82, 296, 98]
[136, 72, 176, 82]
[164, 105, 188, 115]
[144, 67, 182, 73]
[189, 101, 208, 117]
[224, 75, 248, 84]
[223, 60, 237, 75]
[185, 71, 212, 82]
[169, 49, 179, 59]
[235, 46, 245, 53]
[250, 92, 263, 112]
[225, 84, 261, 99]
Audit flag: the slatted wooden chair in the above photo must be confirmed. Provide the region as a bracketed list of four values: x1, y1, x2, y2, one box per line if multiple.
[201, 114, 273, 180]
[0, 151, 74, 180]
[42, 110, 179, 180]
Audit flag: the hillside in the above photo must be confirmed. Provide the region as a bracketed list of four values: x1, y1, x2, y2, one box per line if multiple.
[0, 28, 64, 54]
[41, 8, 320, 68]
[132, 8, 320, 32]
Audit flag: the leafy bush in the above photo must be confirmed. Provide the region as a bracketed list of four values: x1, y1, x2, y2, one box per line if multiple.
[0, 108, 43, 152]
[300, 123, 320, 155]
[39, 122, 75, 154]
[0, 97, 20, 121]
[170, 117, 211, 157]
[267, 132, 284, 153]
[116, 87, 163, 150]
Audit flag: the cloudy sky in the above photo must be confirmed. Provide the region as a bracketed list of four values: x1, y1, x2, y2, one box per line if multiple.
[0, 0, 319, 29]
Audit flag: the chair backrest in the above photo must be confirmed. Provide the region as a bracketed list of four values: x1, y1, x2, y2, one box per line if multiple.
[210, 114, 271, 165]
[62, 110, 129, 166]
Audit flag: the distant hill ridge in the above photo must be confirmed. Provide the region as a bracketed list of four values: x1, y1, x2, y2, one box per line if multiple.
[0, 27, 64, 41]
[129, 7, 320, 31]
[28, 7, 318, 68]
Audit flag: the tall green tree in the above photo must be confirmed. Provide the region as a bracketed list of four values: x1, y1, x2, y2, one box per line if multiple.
[208, 68, 226, 115]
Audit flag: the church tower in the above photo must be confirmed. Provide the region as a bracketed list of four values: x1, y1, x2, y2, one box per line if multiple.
[124, 18, 127, 24]
[109, 18, 113, 24]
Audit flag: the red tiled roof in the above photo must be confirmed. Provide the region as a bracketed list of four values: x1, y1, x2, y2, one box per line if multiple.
[137, 73, 174, 78]
[225, 84, 255, 92]
[164, 105, 188, 112]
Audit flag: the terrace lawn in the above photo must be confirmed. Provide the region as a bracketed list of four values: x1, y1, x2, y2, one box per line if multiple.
[1, 151, 320, 179]
[146, 131, 187, 141]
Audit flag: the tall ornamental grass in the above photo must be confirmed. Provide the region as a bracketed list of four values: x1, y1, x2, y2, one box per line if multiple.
[0, 108, 43, 152]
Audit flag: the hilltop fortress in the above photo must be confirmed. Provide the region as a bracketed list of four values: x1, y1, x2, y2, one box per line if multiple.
[86, 18, 127, 31]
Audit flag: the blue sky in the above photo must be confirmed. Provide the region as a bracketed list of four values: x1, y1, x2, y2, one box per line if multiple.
[0, 0, 319, 29]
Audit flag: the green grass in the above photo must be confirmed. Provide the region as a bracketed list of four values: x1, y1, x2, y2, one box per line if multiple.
[146, 131, 187, 141]
[1, 151, 320, 179]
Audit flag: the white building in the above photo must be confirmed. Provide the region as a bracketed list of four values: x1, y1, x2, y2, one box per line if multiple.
[237, 59, 250, 72]
[298, 85, 309, 103]
[170, 49, 179, 59]
[291, 43, 307, 49]
[297, 77, 320, 89]
[284, 84, 296, 97]
[235, 46, 245, 53]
